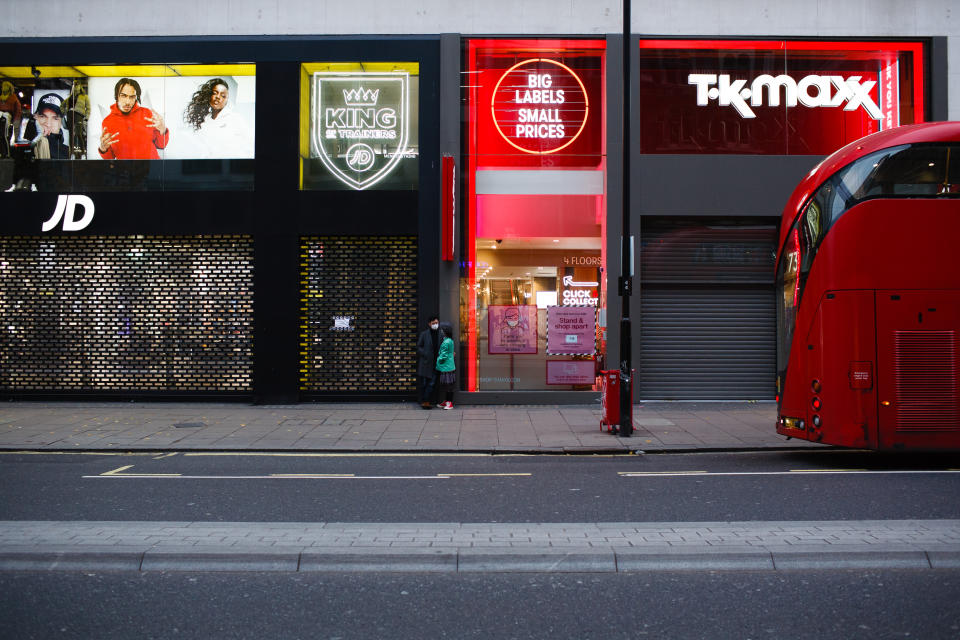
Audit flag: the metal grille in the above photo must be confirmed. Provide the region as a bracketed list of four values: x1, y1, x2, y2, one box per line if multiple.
[0, 236, 254, 392]
[894, 330, 958, 431]
[299, 236, 417, 393]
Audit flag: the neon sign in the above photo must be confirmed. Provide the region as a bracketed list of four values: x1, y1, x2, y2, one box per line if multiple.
[687, 73, 882, 120]
[491, 58, 589, 154]
[311, 71, 410, 190]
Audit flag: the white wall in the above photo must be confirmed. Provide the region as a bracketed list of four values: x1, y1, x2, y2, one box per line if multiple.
[3, 0, 957, 118]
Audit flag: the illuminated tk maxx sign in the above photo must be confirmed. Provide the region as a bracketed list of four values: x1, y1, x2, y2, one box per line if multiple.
[688, 73, 883, 120]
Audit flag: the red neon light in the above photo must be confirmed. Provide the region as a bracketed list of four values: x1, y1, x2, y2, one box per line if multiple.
[490, 58, 590, 155]
[441, 155, 455, 261]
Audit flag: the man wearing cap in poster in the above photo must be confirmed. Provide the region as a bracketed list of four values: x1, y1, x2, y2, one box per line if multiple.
[31, 93, 70, 160]
[98, 78, 169, 159]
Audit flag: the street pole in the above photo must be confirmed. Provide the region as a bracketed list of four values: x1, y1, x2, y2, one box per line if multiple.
[617, 0, 634, 436]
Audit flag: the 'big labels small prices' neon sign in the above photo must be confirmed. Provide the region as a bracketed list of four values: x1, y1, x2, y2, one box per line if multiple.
[491, 59, 589, 154]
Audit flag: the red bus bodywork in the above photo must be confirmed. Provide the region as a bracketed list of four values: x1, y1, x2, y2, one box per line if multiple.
[775, 122, 960, 450]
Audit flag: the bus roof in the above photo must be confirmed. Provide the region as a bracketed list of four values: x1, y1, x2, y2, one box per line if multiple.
[778, 121, 960, 252]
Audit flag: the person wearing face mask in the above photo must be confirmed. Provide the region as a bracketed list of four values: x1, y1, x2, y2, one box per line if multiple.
[416, 315, 441, 409]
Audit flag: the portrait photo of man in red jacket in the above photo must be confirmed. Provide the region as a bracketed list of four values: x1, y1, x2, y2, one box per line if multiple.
[98, 78, 169, 159]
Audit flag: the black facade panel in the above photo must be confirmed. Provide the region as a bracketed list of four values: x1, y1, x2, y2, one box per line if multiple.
[634, 155, 822, 216]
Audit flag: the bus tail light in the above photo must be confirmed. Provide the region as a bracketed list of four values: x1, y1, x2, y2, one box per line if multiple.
[812, 415, 821, 428]
[811, 379, 821, 393]
[782, 417, 805, 431]
[812, 397, 822, 411]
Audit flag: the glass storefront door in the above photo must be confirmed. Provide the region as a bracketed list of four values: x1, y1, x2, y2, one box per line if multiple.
[462, 39, 607, 392]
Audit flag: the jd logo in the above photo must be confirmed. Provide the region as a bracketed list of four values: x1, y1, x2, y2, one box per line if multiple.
[42, 195, 95, 232]
[312, 72, 410, 190]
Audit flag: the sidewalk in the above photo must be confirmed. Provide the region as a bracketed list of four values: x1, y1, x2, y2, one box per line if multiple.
[0, 400, 825, 453]
[2, 520, 958, 572]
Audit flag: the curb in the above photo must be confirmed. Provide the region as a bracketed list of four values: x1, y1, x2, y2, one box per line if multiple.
[0, 444, 823, 456]
[3, 546, 958, 573]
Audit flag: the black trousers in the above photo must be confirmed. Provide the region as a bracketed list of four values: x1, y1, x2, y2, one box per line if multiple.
[418, 372, 438, 403]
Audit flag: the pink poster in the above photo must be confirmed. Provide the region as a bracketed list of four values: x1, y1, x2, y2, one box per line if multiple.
[546, 306, 596, 355]
[488, 305, 538, 354]
[546, 360, 596, 385]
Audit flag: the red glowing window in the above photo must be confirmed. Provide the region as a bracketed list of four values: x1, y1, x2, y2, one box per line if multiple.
[636, 39, 925, 155]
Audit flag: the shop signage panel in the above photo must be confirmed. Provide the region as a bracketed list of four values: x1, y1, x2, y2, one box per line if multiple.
[311, 71, 410, 190]
[488, 304, 538, 354]
[546, 305, 596, 355]
[636, 40, 924, 155]
[546, 360, 596, 385]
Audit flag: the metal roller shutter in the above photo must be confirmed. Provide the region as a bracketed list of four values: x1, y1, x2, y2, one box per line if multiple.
[640, 286, 775, 399]
[639, 219, 777, 400]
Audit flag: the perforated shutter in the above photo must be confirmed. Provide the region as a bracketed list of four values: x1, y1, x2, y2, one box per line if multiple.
[299, 236, 418, 394]
[0, 235, 254, 393]
[639, 220, 776, 400]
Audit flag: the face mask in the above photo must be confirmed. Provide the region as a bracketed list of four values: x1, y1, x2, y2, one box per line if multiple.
[430, 323, 439, 330]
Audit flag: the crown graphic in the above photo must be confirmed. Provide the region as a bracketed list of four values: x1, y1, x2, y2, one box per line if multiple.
[342, 87, 380, 106]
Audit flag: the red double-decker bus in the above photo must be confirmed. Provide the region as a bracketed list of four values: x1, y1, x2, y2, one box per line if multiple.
[775, 122, 960, 451]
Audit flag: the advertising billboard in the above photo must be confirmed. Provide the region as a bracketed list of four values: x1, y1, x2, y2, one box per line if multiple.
[0, 63, 256, 191]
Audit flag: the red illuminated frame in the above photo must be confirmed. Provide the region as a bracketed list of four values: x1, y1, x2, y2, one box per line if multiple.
[465, 39, 606, 392]
[441, 155, 455, 261]
[637, 39, 925, 125]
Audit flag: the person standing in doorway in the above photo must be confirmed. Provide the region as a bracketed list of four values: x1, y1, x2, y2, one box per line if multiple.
[435, 322, 456, 410]
[416, 315, 441, 409]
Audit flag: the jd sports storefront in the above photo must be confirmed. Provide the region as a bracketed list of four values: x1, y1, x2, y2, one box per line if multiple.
[0, 38, 440, 402]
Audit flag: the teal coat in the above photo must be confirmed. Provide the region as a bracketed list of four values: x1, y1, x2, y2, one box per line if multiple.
[436, 337, 455, 373]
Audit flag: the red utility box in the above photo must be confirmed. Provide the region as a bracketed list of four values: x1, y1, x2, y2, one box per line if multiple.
[600, 370, 633, 432]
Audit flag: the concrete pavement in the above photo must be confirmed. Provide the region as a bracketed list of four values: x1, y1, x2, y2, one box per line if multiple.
[2, 520, 958, 572]
[0, 400, 825, 453]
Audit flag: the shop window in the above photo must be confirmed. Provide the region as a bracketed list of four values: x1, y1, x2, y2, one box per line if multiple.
[0, 64, 256, 192]
[635, 40, 925, 155]
[299, 62, 419, 191]
[462, 39, 607, 392]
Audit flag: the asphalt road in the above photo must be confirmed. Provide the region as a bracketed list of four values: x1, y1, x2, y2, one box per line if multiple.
[2, 450, 959, 522]
[3, 569, 960, 640]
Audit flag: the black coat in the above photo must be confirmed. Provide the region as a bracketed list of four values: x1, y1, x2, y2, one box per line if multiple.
[416, 327, 440, 378]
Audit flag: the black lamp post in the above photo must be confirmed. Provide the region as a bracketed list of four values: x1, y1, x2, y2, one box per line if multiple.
[618, 0, 634, 436]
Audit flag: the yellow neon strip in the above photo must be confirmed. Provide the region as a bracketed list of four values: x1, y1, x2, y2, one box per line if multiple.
[0, 64, 256, 80]
[301, 62, 419, 75]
